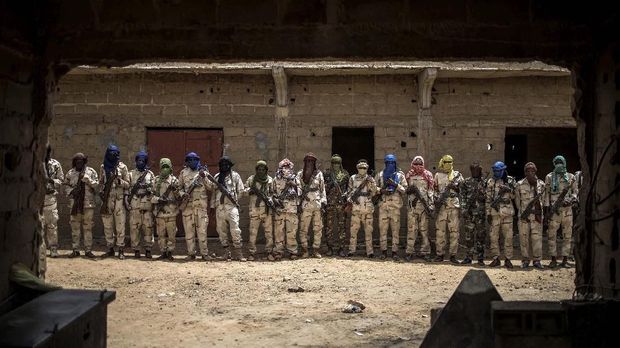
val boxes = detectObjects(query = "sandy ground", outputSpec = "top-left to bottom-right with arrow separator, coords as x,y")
47,252 -> 575,348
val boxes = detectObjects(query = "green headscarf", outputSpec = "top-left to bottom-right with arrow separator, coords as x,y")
331,154 -> 347,183
156,158 -> 173,194
551,155 -> 568,193
252,160 -> 269,194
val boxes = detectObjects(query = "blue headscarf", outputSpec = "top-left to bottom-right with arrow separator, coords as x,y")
492,161 -> 507,180
383,154 -> 399,191
103,144 -> 120,175
135,151 -> 148,171
185,152 -> 201,171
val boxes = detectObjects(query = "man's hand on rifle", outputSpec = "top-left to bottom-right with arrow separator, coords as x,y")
158,197 -> 168,204
248,187 -> 257,195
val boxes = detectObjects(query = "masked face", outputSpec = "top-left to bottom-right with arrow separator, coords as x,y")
160,165 -> 172,178
470,166 -> 482,178
525,167 -> 537,183
106,150 -> 120,163
331,160 -> 342,172
136,157 -> 147,171
554,161 -> 566,173
187,157 -> 199,171
492,169 -> 504,179
358,168 -> 367,176
440,160 -> 452,172
256,166 -> 267,177
385,161 -> 396,171
220,162 -> 231,173
74,159 -> 85,171
304,159 -> 316,171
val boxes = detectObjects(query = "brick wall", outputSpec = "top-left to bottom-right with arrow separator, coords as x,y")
49,71 -> 574,245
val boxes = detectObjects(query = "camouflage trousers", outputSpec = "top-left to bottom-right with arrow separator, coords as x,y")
324,205 -> 347,251
548,206 -> 573,257
463,212 -> 486,260
42,202 -> 59,250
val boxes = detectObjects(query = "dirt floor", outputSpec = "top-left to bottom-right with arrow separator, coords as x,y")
47,251 -> 575,348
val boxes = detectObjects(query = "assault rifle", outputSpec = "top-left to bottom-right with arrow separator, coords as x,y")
520,187 -> 544,221
249,181 -> 280,216
372,177 -> 398,206
345,171 -> 374,214
406,183 -> 433,216
434,176 -> 459,216
549,177 -> 576,216
70,166 -> 87,216
490,183 -> 513,212
329,170 -> 348,207
100,169 -> 118,215
123,168 -> 150,211
206,173 -> 240,209
153,182 -> 176,218
178,166 -> 207,211
465,175 -> 488,217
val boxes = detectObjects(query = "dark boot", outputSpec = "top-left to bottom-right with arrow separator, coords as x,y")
392,251 -> 400,261
221,246 -> 231,260
167,251 -> 174,261
489,257 -> 501,267
380,250 -> 387,260
157,251 -> 168,260
548,256 -> 558,268
423,255 -> 433,262
301,248 -> 309,258
326,247 -> 333,256
185,254 -> 196,261
533,260 -> 544,269
202,254 -> 213,261
134,250 -> 141,259
405,253 -> 413,262
521,260 -> 530,269
118,249 -> 125,260
50,248 -> 59,258
338,249 -> 347,257
461,257 -> 473,265
289,253 -> 298,260
504,258 -> 513,269
247,253 -> 255,261
145,250 -> 152,259
560,256 -> 570,268
434,254 -> 444,262
85,251 -> 96,259
68,250 -> 80,258
105,247 -> 115,257
449,256 -> 460,265
367,253 -> 374,259
233,248 -> 247,262
477,259 -> 485,266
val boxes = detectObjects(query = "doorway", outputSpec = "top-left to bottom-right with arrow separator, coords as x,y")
504,127 -> 579,180
147,128 -> 224,236
331,127 -> 375,174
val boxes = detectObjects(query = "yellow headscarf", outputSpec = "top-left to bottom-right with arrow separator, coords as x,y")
438,155 -> 455,180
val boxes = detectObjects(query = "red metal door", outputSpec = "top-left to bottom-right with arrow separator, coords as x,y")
147,128 -> 223,237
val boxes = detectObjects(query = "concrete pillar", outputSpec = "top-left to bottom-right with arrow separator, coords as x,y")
272,66 -> 289,160
417,68 -> 437,162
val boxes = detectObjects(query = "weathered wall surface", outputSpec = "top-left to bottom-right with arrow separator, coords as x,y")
48,72 -> 574,241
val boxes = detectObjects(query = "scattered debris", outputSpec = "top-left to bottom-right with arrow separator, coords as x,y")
283,276 -> 291,282
342,300 -> 365,313
305,319 -> 313,323
422,314 -> 428,318
354,331 -> 364,336
312,269 -> 319,273
288,286 -> 305,293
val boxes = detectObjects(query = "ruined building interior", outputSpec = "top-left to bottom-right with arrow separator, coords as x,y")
0,0 -> 618,347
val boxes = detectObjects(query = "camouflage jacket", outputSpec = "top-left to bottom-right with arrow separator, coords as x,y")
460,177 -> 487,216
323,169 -> 350,206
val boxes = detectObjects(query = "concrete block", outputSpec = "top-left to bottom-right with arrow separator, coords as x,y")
420,270 -> 502,348
163,105 -> 187,115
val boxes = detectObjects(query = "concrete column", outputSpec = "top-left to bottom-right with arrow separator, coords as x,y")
272,66 -> 289,159
417,68 -> 437,162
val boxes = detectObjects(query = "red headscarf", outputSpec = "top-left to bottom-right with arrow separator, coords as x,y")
406,156 -> 434,189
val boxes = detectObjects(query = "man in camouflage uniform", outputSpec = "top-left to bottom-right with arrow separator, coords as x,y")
151,158 -> 181,261
515,162 -> 545,269
347,159 -> 378,257
460,161 -> 487,266
297,153 -> 327,258
434,155 -> 464,264
323,154 -> 350,257
42,144 -> 64,258
178,152 -> 214,261
544,155 -> 578,268
246,160 -> 278,261
404,156 -> 434,261
375,154 -> 407,260
485,161 -> 517,268
211,156 -> 246,261
64,153 -> 98,258
273,158 -> 301,260
127,151 -> 155,259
